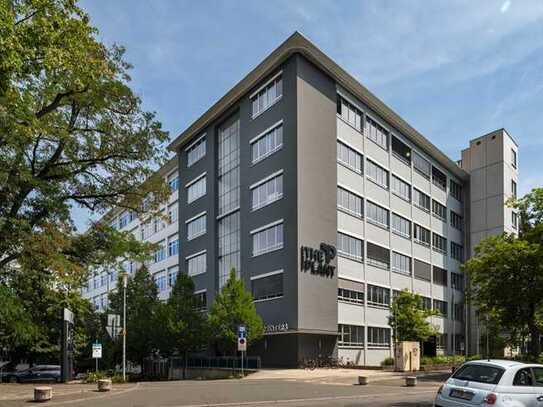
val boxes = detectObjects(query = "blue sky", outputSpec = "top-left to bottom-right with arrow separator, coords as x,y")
75,0 -> 543,231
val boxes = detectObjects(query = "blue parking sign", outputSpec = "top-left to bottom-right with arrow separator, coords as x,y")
238,325 -> 246,338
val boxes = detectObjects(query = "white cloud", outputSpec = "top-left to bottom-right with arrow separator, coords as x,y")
501,0 -> 512,14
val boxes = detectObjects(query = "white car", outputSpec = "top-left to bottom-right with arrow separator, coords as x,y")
435,359 -> 543,407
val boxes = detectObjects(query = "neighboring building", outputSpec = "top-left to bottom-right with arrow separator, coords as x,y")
81,158 -> 180,310
459,129 -> 520,355
84,32 -> 519,367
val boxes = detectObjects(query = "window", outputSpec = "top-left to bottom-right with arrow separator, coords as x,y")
414,259 -> 431,281
251,122 -> 283,164
511,180 -> 517,199
432,200 -> 447,221
141,221 -> 153,240
432,166 -> 447,190
168,236 -> 179,256
187,213 -> 206,240
511,148 -> 517,169
391,175 -> 411,201
512,211 -> 518,229
453,364 -> 504,385
413,188 -> 430,211
187,251 -> 206,276
186,136 -> 206,167
433,266 -> 448,286
391,213 -> 411,238
337,187 -> 363,218
413,151 -> 431,178
367,242 -> 390,269
337,232 -> 363,261
436,333 -> 447,349
450,210 -> 463,231
367,327 -> 391,347
451,242 -> 464,261
337,141 -> 363,174
433,299 -> 448,317
450,180 -> 463,202
251,73 -> 282,117
392,252 -> 411,275
154,215 -> 166,233
154,242 -> 166,263
365,116 -> 389,150
187,175 -> 206,203
119,212 -> 130,229
391,136 -> 411,164
252,221 -> 284,256
366,159 -> 389,188
413,224 -> 430,246
251,271 -> 283,301
338,324 -> 364,347
454,303 -> 464,321
218,118 -> 240,215
367,201 -> 389,228
432,233 -> 447,254
101,273 -> 107,287
168,203 -> 178,224
167,266 -> 178,287
337,95 -> 362,131
168,173 -> 179,192
155,274 -> 167,292
533,368 -> 543,386
218,211 -> 240,288
251,172 -> 283,210
420,296 -> 432,311
451,272 -> 464,291
194,291 -> 207,311
367,284 -> 390,307
338,288 -> 364,304
513,368 -> 534,386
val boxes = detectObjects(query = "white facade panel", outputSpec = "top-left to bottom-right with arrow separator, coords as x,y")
337,211 -> 365,237
337,119 -> 364,152
338,302 -> 365,325
337,257 -> 364,281
337,165 -> 364,196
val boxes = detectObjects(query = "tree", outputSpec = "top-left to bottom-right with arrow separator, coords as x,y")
0,284 -> 36,351
464,187 -> 543,360
155,272 -> 207,378
388,290 -> 438,343
464,235 -> 543,360
0,0 -> 169,275
108,265 -> 160,367
208,270 -> 264,355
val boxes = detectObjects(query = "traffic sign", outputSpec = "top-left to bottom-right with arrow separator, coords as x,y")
92,342 -> 102,359
237,337 -> 247,352
238,325 -> 246,338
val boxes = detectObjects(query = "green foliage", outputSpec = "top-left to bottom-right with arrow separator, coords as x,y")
381,357 -> 394,366
421,355 -> 465,366
156,272 -> 207,357
208,270 -> 264,355
465,187 -> 543,360
84,371 -> 107,383
388,290 -> 438,343
108,266 -> 160,365
0,0 -> 168,360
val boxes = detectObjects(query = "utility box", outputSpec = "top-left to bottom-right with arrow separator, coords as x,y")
394,341 -> 420,372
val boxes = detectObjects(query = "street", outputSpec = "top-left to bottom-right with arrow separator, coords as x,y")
0,373 -> 446,407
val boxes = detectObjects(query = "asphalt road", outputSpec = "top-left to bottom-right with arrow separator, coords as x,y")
0,375 -> 445,407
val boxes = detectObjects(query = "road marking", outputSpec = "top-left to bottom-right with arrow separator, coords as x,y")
153,389 -> 437,407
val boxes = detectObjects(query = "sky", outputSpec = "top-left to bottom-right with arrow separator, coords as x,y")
74,0 -> 543,231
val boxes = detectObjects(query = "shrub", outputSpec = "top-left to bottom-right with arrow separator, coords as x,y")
421,355 -> 466,366
111,374 -> 126,384
84,371 -> 107,383
381,357 -> 395,366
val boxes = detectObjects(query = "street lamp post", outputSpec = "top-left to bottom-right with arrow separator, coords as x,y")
122,272 -> 128,382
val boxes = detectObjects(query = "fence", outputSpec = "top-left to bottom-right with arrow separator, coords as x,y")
143,356 -> 261,379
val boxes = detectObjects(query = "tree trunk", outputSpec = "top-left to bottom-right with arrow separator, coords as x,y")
528,322 -> 541,361
182,351 -> 187,380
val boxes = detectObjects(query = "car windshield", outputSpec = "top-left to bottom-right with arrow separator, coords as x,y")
453,364 -> 505,384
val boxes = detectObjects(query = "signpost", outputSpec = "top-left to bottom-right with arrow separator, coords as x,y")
92,342 -> 102,373
238,325 -> 247,376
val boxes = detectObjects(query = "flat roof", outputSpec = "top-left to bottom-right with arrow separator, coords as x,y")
168,31 -> 469,180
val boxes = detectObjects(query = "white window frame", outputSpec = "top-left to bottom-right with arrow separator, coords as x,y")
250,220 -> 284,257
250,170 -> 284,211
186,172 -> 207,204
186,250 -> 207,277
186,211 -> 207,240
185,133 -> 206,167
250,120 -> 283,164
250,71 -> 283,118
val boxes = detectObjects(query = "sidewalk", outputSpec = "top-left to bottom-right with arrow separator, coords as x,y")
245,367 -> 450,382
0,382 -> 138,405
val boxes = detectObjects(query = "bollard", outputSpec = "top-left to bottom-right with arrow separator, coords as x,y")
97,379 -> 112,392
34,386 -> 53,402
358,376 -> 368,385
405,376 -> 417,387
